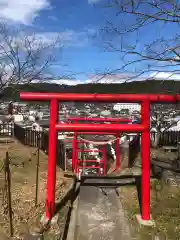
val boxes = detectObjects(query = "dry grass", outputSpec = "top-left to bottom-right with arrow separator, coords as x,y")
119,180 -> 180,240
118,148 -> 180,240
134,147 -> 177,164
0,139 -> 73,239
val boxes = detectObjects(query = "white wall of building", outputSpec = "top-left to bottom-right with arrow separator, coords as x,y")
113,103 -> 141,112
13,114 -> 24,122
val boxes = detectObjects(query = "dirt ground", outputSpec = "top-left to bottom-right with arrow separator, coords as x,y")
0,139 -> 73,239
118,148 -> 180,240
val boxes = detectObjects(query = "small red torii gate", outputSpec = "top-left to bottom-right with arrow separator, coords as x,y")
67,116 -> 132,173
20,92 -> 180,223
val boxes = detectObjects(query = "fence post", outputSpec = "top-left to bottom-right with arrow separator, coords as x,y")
178,142 -> 180,159
35,133 -> 40,207
11,123 -> 14,137
4,151 -> 13,237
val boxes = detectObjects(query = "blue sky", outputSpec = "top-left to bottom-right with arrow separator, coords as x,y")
0,0 -> 179,84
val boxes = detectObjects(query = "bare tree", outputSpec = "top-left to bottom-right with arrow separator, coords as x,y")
97,0 -> 180,83
0,22 -> 63,96
150,104 -> 180,147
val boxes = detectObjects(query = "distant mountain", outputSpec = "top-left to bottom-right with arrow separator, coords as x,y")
2,80 -> 180,100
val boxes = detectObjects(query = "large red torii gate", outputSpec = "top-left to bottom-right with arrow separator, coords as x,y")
20,92 -> 180,223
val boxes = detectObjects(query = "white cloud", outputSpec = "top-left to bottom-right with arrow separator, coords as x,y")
48,15 -> 58,21
32,79 -> 91,85
0,0 -> 50,24
51,79 -> 90,85
58,30 -> 90,47
88,72 -> 180,84
88,0 -> 101,4
33,29 -> 91,48
87,73 -> 145,83
149,72 -> 180,80
1,29 -> 90,53
31,71 -> 180,86
35,74 -> 139,86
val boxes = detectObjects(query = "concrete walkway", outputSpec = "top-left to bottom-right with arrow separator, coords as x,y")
76,179 -> 134,240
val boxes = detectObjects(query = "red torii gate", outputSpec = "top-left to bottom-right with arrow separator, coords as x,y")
67,116 -> 132,122
20,92 -> 180,223
67,116 -> 132,172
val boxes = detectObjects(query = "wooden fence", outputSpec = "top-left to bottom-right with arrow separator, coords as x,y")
151,131 -> 180,146
0,123 -> 13,137
13,123 -> 65,170
0,122 -> 179,154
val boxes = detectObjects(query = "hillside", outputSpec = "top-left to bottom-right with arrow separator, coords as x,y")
2,80 -> 180,100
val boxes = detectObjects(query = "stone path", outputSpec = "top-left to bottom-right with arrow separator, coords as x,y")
76,178 -> 134,240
